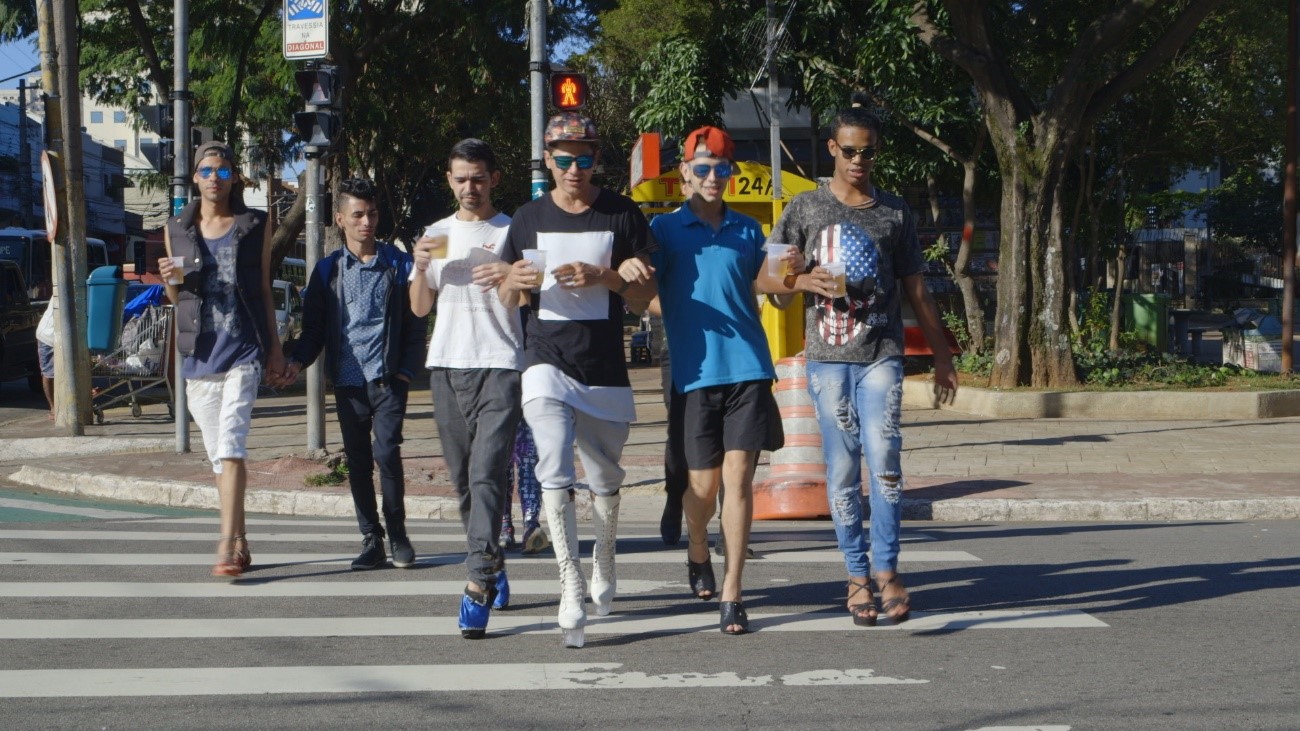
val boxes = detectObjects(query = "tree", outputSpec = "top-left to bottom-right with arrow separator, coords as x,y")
908,0 -> 1227,387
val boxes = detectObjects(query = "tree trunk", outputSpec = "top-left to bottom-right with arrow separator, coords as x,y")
955,156 -> 986,355
1109,248 -> 1126,351
987,117 -> 1078,388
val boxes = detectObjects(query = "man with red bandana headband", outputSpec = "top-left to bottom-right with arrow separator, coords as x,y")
758,106 -> 958,627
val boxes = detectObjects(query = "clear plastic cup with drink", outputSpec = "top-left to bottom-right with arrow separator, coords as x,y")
824,261 -> 847,298
764,243 -> 793,278
422,225 -> 450,259
166,256 -> 185,285
522,250 -> 547,292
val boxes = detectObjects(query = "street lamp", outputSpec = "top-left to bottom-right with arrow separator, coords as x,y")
0,64 -> 42,85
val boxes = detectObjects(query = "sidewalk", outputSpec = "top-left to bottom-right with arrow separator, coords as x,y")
3,364 -> 1300,521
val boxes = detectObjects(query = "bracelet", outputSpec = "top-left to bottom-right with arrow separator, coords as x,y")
783,273 -> 800,290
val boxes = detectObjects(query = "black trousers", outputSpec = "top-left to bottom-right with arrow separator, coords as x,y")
335,379 -> 410,539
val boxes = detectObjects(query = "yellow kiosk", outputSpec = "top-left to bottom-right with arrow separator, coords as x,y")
629,148 -> 817,364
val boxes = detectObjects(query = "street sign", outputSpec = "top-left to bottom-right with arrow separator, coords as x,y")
40,151 -> 58,240
283,0 -> 329,60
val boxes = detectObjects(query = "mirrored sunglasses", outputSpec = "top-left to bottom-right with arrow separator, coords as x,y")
552,154 -> 595,170
691,162 -> 733,180
836,145 -> 877,161
198,166 -> 233,180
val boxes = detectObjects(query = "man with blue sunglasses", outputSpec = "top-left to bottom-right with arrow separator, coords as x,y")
648,126 -> 785,635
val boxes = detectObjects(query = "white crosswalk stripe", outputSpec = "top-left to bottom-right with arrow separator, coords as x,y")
0,518 -> 1104,701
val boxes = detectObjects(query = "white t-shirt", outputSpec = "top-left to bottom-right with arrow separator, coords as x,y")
410,212 -> 524,370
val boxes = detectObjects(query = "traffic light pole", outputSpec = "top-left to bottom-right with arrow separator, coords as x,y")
529,0 -> 547,200
304,148 -> 325,453
173,0 -> 191,453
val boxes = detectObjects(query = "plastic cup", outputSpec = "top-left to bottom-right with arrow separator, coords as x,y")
764,243 -> 792,278
824,261 -> 847,297
421,226 -> 450,259
166,256 -> 185,286
522,250 -> 547,291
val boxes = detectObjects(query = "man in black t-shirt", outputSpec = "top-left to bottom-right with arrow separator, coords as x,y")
499,113 -> 656,648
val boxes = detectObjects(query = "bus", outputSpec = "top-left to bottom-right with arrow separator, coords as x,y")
0,227 -> 110,301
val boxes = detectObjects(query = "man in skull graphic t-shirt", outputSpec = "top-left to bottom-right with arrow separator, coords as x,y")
761,106 -> 957,628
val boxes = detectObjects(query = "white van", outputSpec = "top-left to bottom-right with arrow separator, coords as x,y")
0,227 -> 109,301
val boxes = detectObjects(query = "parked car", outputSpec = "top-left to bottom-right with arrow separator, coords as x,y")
0,259 -> 42,391
272,279 -> 303,344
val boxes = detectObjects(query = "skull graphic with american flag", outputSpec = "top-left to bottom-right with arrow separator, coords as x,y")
813,221 -> 885,347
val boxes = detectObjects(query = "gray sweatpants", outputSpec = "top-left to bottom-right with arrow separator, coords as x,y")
523,397 -> 628,496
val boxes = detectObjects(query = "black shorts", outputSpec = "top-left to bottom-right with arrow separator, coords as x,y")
673,379 -> 784,470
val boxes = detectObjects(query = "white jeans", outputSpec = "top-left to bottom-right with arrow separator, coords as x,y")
186,362 -> 260,473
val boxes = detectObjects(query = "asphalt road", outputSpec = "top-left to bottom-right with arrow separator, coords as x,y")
0,483 -> 1296,730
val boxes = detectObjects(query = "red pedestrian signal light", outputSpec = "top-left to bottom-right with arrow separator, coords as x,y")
550,72 -> 588,110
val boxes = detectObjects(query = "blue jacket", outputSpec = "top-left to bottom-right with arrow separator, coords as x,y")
290,242 -> 426,384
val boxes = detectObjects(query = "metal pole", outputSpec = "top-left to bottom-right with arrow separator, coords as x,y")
767,0 -> 782,206
529,0 -> 547,200
305,147 -> 325,452
173,0 -> 191,452
19,79 -> 33,229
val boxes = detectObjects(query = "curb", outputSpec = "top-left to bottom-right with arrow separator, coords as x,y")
902,378 -> 1300,419
11,464 -> 1300,522
0,437 -> 173,462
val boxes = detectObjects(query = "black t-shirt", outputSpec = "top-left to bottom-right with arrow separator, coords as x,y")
501,189 -> 655,387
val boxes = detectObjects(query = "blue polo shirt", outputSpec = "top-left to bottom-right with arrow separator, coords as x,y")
650,203 -> 776,393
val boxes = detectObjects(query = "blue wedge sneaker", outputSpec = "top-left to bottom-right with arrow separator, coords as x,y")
458,584 -> 495,640
492,570 -> 510,610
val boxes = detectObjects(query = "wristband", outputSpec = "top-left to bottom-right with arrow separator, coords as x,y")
783,273 -> 800,290
616,279 -> 632,296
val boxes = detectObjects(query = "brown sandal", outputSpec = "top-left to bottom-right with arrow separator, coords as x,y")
211,536 -> 243,579
847,578 -> 878,626
232,533 -> 252,571
876,575 -> 911,623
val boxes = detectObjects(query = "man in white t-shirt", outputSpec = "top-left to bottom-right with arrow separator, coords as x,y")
410,138 -> 524,640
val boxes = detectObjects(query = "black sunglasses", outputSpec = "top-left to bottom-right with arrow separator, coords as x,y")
836,144 -> 877,161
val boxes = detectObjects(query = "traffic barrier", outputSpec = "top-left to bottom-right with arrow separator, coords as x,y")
754,355 -> 829,520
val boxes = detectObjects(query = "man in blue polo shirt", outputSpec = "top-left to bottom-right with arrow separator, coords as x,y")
649,126 -> 785,635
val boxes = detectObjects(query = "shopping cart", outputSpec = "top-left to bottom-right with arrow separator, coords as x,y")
90,304 -> 174,424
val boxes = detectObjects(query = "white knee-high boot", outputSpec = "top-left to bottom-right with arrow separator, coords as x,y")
590,492 -> 620,616
542,488 -> 587,648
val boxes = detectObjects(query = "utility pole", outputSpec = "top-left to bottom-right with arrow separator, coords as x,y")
767,0 -> 782,211
529,0 -> 547,200
173,0 -> 192,452
304,128 -> 326,453
1282,0 -> 1297,374
19,78 -> 34,229
37,0 -> 81,434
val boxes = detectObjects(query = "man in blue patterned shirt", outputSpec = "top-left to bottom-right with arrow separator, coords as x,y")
285,178 -> 428,570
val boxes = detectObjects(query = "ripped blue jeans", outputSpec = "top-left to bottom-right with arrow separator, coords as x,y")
806,357 -> 905,577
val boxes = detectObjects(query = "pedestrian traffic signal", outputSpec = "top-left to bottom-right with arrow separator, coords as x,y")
294,110 -> 340,148
140,139 -> 174,172
294,66 -> 339,108
140,104 -> 173,138
550,72 -> 588,110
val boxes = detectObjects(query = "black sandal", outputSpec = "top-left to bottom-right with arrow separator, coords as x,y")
846,578 -> 877,627
687,558 -> 716,600
719,601 -> 749,635
876,575 -> 911,623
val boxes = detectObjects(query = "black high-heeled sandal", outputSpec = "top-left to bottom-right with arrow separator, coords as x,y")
686,558 -> 716,600
719,601 -> 748,635
847,578 -> 877,627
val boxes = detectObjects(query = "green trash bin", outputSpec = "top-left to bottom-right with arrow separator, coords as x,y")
1123,293 -> 1169,352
